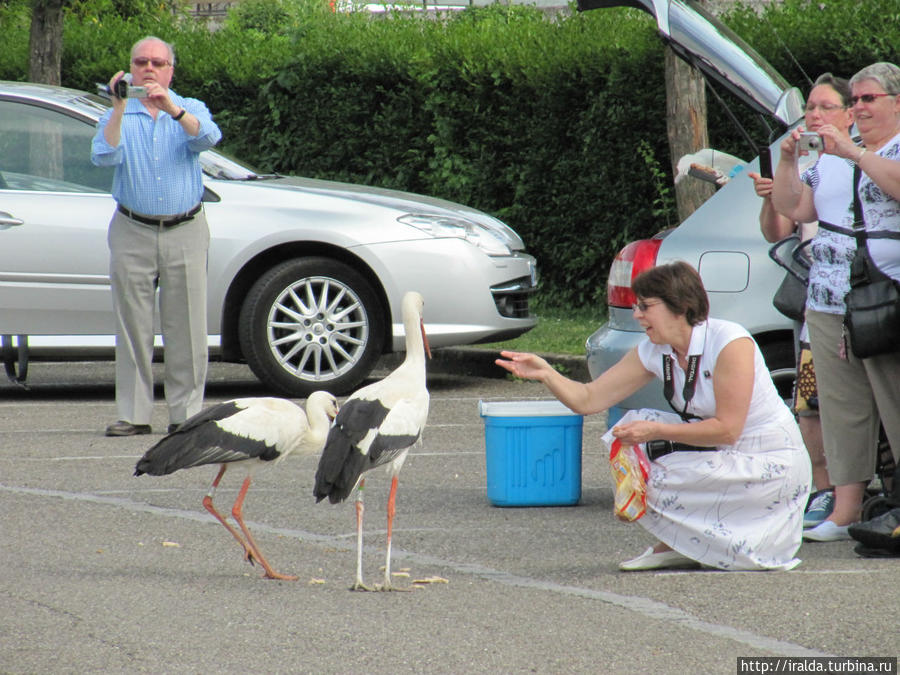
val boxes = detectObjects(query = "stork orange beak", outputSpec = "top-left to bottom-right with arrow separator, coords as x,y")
420,318 -> 432,359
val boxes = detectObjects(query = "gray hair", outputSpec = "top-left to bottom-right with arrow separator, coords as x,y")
131,36 -> 176,67
850,62 -> 900,94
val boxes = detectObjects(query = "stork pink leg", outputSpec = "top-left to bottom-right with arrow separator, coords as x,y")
231,476 -> 298,581
202,464 -> 256,564
378,475 -> 400,591
351,480 -> 373,591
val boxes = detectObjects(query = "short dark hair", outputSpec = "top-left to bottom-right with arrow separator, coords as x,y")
812,72 -> 851,107
631,261 -> 709,326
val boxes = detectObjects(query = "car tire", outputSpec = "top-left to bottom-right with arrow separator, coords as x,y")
238,257 -> 386,397
760,339 -> 795,405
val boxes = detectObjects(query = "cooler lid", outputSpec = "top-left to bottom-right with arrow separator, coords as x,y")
478,399 -> 581,417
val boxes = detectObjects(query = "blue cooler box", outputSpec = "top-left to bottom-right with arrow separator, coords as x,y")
478,400 -> 583,507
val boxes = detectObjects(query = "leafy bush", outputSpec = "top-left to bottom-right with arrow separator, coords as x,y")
6,0 -> 900,309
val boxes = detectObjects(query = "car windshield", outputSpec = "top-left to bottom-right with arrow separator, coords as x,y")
200,149 -> 280,181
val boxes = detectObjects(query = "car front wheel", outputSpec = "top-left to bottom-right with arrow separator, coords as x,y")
238,257 -> 386,397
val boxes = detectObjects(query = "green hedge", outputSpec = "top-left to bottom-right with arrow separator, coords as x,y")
3,0 -> 900,308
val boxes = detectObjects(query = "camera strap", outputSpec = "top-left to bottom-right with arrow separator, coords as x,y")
662,353 -> 702,422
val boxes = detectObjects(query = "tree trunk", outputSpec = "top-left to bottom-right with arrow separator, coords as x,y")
28,0 -> 65,86
28,0 -> 66,185
665,47 -> 715,222
665,0 -> 729,222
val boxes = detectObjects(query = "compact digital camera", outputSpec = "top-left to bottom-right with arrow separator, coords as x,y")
96,74 -> 147,99
797,131 -> 823,153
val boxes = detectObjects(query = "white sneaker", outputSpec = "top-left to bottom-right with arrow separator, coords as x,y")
802,520 -> 854,542
619,546 -> 700,571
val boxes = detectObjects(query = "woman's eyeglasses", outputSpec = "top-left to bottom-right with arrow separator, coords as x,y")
850,93 -> 896,106
132,57 -> 170,68
804,103 -> 846,113
632,300 -> 662,313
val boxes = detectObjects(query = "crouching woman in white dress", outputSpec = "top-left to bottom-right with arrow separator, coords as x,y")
496,261 -> 812,571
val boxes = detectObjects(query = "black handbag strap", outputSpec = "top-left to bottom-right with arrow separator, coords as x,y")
768,234 -> 813,283
850,164 -> 887,288
820,219 -> 900,239
849,164 -> 893,286
852,163 -> 865,235
818,220 -> 855,237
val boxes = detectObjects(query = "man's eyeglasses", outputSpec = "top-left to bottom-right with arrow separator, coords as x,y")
632,300 -> 662,313
132,57 -> 170,68
804,103 -> 846,113
850,93 -> 896,106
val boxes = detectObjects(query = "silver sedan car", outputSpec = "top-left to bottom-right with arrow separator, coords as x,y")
0,80 -> 537,395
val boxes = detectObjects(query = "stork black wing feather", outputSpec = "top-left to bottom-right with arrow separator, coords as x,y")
312,398 -> 391,503
367,431 -> 421,465
334,399 -> 390,442
313,425 -> 356,502
134,402 -> 280,477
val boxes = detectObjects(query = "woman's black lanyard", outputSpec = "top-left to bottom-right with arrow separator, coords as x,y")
662,353 -> 703,422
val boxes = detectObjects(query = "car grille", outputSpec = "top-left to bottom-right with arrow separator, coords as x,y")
491,276 -> 535,318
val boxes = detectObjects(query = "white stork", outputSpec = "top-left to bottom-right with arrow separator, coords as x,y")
134,391 -> 339,581
313,291 -> 430,591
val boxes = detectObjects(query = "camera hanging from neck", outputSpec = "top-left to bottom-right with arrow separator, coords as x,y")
662,353 -> 703,422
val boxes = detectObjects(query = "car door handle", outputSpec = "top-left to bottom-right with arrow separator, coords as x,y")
0,212 -> 24,226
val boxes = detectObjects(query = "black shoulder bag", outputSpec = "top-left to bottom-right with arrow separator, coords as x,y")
769,234 -> 812,321
842,164 -> 900,359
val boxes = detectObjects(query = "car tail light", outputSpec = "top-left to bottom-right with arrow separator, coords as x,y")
607,238 -> 663,308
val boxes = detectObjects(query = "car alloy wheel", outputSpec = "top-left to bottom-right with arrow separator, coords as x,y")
239,257 -> 385,396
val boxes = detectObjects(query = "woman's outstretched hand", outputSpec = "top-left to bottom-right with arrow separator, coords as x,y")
495,350 -> 553,382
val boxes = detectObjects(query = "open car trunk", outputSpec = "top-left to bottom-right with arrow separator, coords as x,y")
577,0 -> 805,130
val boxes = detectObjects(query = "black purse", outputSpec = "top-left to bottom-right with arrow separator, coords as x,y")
843,165 -> 900,359
769,234 -> 812,321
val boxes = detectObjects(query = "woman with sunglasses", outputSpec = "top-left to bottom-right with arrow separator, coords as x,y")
496,262 -> 812,572
772,62 -> 900,543
746,73 -> 856,532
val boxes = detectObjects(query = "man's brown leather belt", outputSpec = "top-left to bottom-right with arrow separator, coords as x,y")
117,203 -> 201,227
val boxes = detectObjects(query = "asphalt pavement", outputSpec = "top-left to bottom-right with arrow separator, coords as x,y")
0,354 -> 897,674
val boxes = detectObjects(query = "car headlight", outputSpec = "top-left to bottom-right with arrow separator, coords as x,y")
398,214 -> 512,256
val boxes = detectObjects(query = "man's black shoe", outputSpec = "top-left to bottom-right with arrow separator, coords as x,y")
105,421 -> 152,437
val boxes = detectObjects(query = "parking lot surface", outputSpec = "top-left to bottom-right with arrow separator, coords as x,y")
0,358 -> 897,674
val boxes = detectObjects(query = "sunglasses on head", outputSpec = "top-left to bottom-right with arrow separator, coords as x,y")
849,93 -> 896,105
132,57 -> 170,68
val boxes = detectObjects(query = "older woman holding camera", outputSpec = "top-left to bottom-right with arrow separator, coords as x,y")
746,73 -> 857,529
772,62 -> 900,542
496,262 -> 811,571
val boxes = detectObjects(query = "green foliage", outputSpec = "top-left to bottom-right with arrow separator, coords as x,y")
725,0 -> 900,86
7,0 -> 900,310
636,139 -> 676,226
0,0 -> 30,80
222,0 -> 295,34
222,6 -> 670,307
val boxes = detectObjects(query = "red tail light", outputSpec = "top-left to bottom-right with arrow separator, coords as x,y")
607,238 -> 663,308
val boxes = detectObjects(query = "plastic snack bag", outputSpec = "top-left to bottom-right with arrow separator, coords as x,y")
609,439 -> 651,521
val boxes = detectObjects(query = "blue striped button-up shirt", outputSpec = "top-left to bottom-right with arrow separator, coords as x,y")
91,90 -> 222,216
